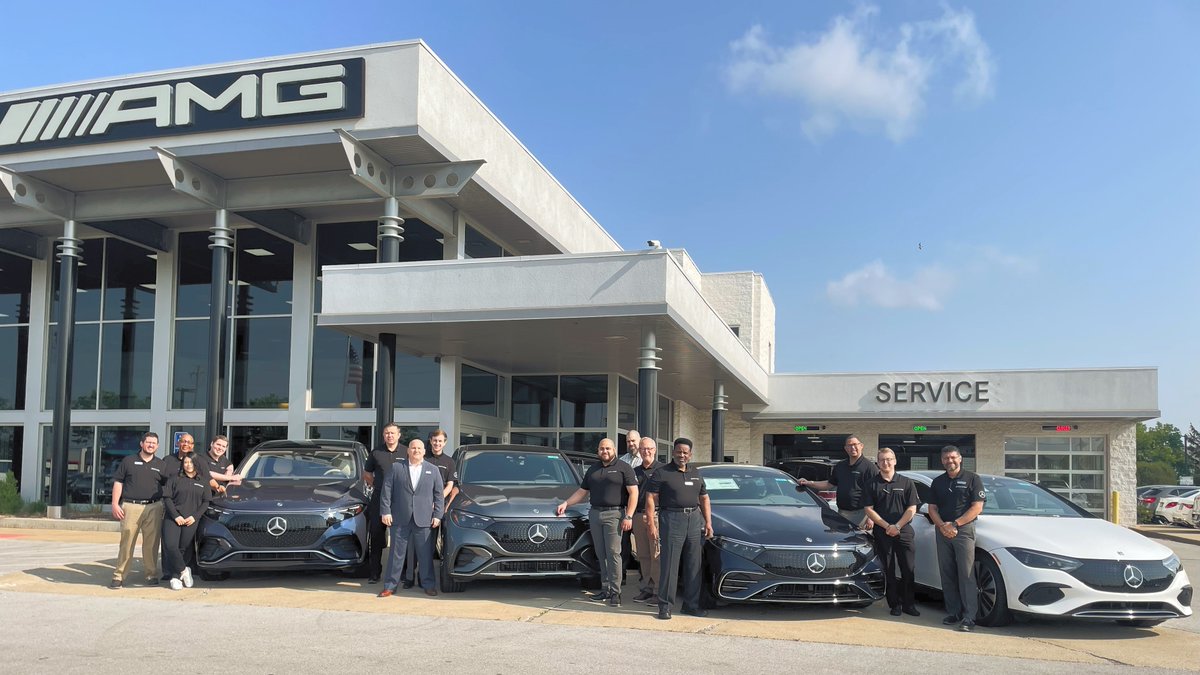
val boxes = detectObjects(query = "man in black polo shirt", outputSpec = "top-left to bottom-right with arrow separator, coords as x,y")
928,445 -> 986,632
645,437 -> 713,620
109,431 -> 167,589
799,434 -> 878,528
197,435 -> 239,493
631,436 -> 662,604
425,429 -> 457,504
363,423 -> 404,584
557,438 -> 638,607
863,447 -> 921,618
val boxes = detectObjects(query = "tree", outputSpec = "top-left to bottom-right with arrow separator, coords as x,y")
1184,424 -> 1200,478
1136,422 -> 1186,474
1137,461 -> 1177,486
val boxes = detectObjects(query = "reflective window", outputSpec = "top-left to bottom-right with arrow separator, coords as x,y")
511,432 -> 555,447
394,353 -> 439,408
308,425 -> 374,448
45,323 -> 100,409
50,238 -> 103,322
617,377 -> 637,429
42,425 -> 145,507
560,375 -> 607,428
230,317 -> 291,408
98,322 -> 153,409
0,326 -> 27,410
461,365 -> 498,416
172,319 -> 209,409
0,425 -> 21,483
234,228 -> 293,316
658,396 -> 672,442
102,239 -> 155,321
311,326 -> 374,409
176,231 -> 216,318
464,225 -> 504,259
512,375 -> 557,427
558,432 -> 608,455
0,252 -> 32,325
226,425 -> 288,467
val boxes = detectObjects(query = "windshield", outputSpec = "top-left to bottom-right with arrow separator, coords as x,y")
459,450 -> 578,486
960,475 -> 1087,518
240,450 -> 359,480
700,467 -> 819,507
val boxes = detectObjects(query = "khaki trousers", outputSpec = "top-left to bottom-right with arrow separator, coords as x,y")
114,501 -> 164,582
631,512 -> 659,593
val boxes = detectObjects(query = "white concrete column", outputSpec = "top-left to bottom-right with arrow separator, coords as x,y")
437,356 -> 462,451
444,210 -> 466,260
20,257 -> 49,502
288,239 -> 315,440
148,245 -> 174,448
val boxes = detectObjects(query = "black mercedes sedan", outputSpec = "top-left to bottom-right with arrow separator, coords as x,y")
440,445 -> 599,592
196,439 -> 369,579
700,464 -> 884,607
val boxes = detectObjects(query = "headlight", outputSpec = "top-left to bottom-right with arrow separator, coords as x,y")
204,505 -> 233,524
450,511 -> 493,529
1163,554 -> 1182,574
714,536 -> 764,561
1007,547 -> 1082,572
324,504 -> 365,524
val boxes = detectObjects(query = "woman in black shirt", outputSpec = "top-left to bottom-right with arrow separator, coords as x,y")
162,455 -> 211,590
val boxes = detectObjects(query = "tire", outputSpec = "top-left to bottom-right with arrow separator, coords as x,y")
439,556 -> 465,593
1118,619 -> 1165,628
974,553 -> 1012,627
700,569 -> 724,609
197,568 -> 229,582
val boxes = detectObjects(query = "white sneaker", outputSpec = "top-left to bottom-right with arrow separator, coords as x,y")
169,578 -> 183,591
181,567 -> 194,588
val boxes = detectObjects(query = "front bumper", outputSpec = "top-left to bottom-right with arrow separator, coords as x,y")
992,548 -> 1193,621
196,510 -> 367,571
443,517 -> 598,581
706,544 -> 885,605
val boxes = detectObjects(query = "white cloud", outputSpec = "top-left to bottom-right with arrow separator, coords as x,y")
826,260 -> 955,310
725,5 -> 995,141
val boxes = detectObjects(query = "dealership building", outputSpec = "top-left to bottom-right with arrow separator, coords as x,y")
0,42 -> 1157,523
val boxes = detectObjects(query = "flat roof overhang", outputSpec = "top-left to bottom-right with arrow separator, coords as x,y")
317,250 -> 770,411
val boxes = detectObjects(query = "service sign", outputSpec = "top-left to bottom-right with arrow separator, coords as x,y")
0,58 -> 365,153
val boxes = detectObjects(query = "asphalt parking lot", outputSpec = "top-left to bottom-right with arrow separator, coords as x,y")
0,522 -> 1197,672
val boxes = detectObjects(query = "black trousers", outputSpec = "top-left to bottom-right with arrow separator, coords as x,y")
874,526 -> 916,609
657,509 -> 703,611
367,500 -> 388,579
161,519 -> 199,580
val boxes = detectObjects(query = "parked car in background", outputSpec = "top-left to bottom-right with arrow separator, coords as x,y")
699,463 -> 883,608
1156,488 -> 1200,527
903,471 -> 1193,627
1141,486 -> 1194,524
440,445 -> 598,592
196,439 -> 370,580
766,458 -> 839,507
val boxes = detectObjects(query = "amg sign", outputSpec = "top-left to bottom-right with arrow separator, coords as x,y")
0,58 -> 364,153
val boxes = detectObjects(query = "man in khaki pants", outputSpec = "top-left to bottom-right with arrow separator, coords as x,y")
631,436 -> 662,603
110,431 -> 167,588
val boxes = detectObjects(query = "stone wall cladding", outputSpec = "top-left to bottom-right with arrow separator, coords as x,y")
699,272 -> 776,372
678,416 -> 1138,525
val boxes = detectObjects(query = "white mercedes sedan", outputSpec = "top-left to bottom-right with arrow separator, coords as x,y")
902,471 -> 1193,627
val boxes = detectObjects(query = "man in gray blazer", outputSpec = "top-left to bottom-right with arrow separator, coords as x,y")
378,438 -> 445,597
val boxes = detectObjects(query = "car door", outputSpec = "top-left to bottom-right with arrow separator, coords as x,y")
908,478 -> 942,590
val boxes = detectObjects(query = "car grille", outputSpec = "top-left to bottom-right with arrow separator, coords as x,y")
1071,601 -> 1182,619
1069,560 -> 1174,594
762,583 -> 870,602
754,549 -> 863,579
494,560 -> 575,573
487,520 -> 580,554
227,513 -> 328,549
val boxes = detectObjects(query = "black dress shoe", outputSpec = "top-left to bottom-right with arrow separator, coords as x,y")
903,606 -> 921,617
682,607 -> 708,618
890,606 -> 902,616
401,580 -> 415,590
590,591 -> 611,602
656,605 -> 672,620
942,614 -> 962,625
108,579 -> 122,589
367,576 -> 380,584
632,589 -> 655,602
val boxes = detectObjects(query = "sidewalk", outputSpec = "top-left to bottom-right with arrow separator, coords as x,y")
1133,524 -> 1200,547
0,516 -> 119,532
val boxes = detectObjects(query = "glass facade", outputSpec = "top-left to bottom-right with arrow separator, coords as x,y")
1004,435 -> 1107,515
0,252 -> 31,411
0,426 -> 21,483
462,365 -> 499,416
46,239 -> 156,410
39,424 -> 147,506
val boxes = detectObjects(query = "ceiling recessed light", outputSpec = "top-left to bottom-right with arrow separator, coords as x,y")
516,239 -> 531,245
348,242 -> 377,251
245,248 -> 274,257
236,280 -> 250,286
146,253 -> 158,260
140,283 -> 156,290
603,335 -> 627,342
435,237 -> 445,244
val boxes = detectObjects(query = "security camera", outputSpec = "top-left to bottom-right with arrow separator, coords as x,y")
647,239 -> 662,249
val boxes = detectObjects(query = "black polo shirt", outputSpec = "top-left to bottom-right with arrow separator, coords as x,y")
863,473 -> 920,528
196,450 -> 232,479
581,460 -> 637,508
426,452 -> 457,487
828,456 -> 880,510
364,446 -> 403,506
112,454 -> 166,501
645,463 -> 706,509
165,473 -> 212,521
930,470 -> 986,523
633,460 -> 662,513
162,451 -> 197,478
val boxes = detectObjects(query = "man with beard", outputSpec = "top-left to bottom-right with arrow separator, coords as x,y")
645,438 -> 713,620
929,445 -> 986,632
799,434 -> 879,529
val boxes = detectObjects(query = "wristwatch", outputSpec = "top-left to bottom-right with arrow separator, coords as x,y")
622,515 -> 633,521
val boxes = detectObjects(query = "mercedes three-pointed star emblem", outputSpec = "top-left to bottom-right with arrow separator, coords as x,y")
267,516 -> 288,537
806,552 -> 827,574
528,523 -> 549,545
1123,564 -> 1144,589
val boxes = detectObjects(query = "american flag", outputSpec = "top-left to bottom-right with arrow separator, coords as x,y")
346,343 -> 363,386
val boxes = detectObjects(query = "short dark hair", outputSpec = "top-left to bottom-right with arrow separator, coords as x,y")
383,422 -> 401,433
212,434 -> 229,445
673,437 -> 693,451
940,445 -> 961,457
141,431 -> 159,443
429,428 -> 447,441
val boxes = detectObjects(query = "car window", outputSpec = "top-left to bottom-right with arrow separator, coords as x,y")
241,450 -> 359,479
459,451 -> 577,485
701,467 -> 819,507
980,476 -> 1086,517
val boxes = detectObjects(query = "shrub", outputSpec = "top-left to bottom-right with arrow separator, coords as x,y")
0,472 -> 22,514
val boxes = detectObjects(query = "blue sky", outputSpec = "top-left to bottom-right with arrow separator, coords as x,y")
3,1 -> 1197,430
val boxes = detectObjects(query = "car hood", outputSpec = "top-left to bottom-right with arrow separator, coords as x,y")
713,504 -> 866,547
455,484 -> 579,518
215,479 -> 366,511
977,516 -> 1174,560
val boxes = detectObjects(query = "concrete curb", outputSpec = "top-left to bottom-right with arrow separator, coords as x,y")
1132,525 -> 1200,548
0,517 -> 120,532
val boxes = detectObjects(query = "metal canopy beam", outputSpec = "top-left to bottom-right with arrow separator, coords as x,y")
335,129 -> 484,200
152,146 -> 227,208
88,218 -> 169,252
0,227 -> 47,259
235,208 -> 311,245
0,166 -> 75,220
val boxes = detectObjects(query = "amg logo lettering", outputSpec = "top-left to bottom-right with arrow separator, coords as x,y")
0,58 -> 364,152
